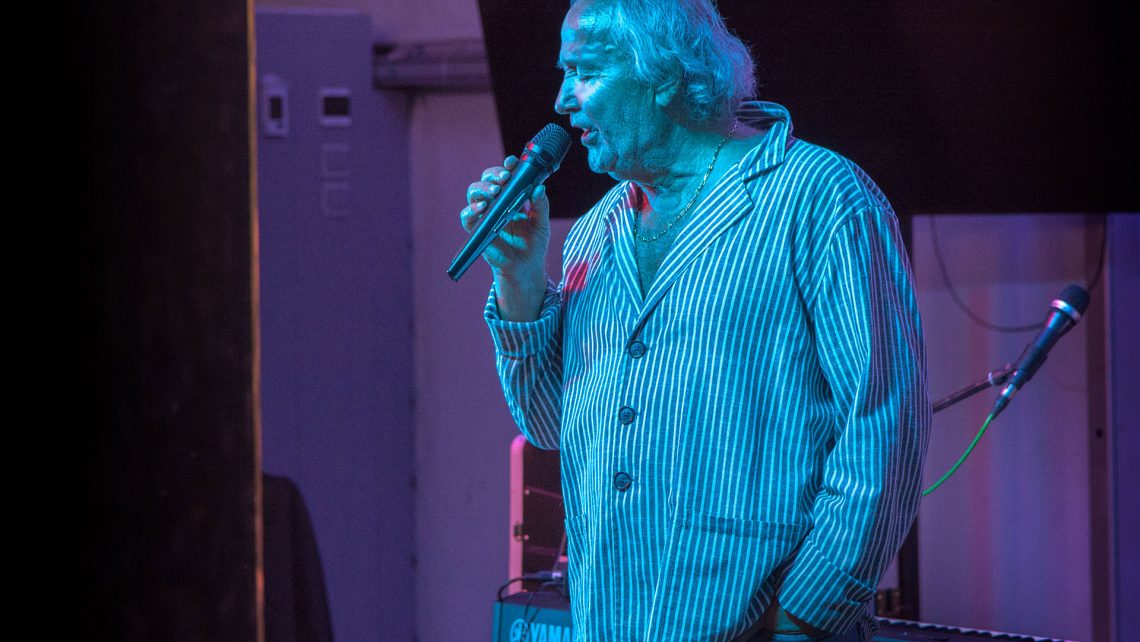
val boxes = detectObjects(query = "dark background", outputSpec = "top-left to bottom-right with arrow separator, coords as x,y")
479,0 -> 1136,219
40,3 -> 258,639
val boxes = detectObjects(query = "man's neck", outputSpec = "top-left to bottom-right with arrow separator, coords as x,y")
634,126 -> 732,215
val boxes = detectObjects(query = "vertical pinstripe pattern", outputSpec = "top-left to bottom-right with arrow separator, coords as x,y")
485,103 -> 931,641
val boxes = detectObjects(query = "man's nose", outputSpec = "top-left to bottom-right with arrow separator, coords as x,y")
554,82 -> 576,115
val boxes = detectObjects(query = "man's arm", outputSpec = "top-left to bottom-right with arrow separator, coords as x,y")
776,206 -> 932,635
492,260 -> 548,322
464,156 -> 564,447
484,279 -> 566,450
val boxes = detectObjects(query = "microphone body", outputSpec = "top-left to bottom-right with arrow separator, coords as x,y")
448,124 -> 571,282
991,284 -> 1090,418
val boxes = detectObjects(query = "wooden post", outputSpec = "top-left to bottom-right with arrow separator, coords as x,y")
38,2 -> 261,639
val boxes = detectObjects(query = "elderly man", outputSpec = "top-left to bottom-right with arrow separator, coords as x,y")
461,1 -> 930,640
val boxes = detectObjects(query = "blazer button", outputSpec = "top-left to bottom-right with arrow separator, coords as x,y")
613,471 -> 633,492
618,406 -> 636,425
628,341 -> 647,358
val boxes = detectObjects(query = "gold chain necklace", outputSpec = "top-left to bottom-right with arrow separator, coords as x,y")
634,121 -> 739,243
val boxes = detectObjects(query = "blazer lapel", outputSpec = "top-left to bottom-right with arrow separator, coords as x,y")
615,103 -> 794,340
603,184 -> 645,324
631,178 -> 754,336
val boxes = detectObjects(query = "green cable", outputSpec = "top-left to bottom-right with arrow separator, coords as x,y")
922,411 -> 996,496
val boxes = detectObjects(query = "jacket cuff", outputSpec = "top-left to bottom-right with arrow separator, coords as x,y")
484,281 -> 561,358
777,535 -> 877,635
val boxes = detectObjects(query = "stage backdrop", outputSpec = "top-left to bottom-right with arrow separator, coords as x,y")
479,0 -> 1136,220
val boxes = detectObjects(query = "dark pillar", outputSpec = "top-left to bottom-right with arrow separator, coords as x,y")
38,2 -> 260,640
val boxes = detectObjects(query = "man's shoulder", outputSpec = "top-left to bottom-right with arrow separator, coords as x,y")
780,139 -> 857,183
777,139 -> 893,216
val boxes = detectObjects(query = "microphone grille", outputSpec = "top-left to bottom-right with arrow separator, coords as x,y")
1058,284 -> 1091,315
527,123 -> 572,169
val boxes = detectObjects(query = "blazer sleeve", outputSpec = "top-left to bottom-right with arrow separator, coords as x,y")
777,205 -> 932,634
484,279 -> 566,450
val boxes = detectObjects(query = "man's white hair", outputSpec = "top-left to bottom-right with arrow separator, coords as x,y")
573,0 -> 757,125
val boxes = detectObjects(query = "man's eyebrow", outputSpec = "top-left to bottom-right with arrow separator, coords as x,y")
557,53 -> 600,72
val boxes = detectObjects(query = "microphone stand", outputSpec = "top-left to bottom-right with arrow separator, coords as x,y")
932,363 -> 1015,414
891,362 -> 1015,621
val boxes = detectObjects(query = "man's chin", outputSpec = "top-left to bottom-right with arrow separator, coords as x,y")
585,150 -> 617,176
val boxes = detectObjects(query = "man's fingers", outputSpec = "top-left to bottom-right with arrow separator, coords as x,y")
470,160 -> 516,206
481,160 -> 515,184
480,168 -> 508,183
529,184 -> 550,221
461,199 -> 492,227
460,156 -> 540,262
460,206 -> 478,232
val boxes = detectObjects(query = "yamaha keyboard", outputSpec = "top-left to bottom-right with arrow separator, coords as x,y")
492,592 -> 1075,642
873,617 -> 1072,641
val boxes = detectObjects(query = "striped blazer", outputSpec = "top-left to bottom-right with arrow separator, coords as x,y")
486,102 -> 931,641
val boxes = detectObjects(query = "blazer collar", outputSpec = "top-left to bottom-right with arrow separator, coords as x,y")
599,101 -> 796,337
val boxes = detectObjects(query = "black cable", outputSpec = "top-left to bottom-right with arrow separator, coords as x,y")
929,218 -> 1040,333
1086,219 -> 1108,294
520,586 -> 542,640
496,577 -> 527,602
520,580 -> 563,640
496,572 -> 570,642
929,217 -> 1107,333
552,532 -> 567,571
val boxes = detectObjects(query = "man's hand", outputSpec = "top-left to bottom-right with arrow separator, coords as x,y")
460,155 -> 551,275
761,599 -> 828,638
460,155 -> 551,321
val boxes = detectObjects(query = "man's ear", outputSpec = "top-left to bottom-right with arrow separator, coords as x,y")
653,78 -> 680,108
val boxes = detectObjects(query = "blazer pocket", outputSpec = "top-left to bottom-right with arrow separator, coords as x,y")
563,513 -> 593,617
648,510 -> 806,641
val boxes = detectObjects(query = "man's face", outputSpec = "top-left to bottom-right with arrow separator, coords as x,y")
554,2 -> 660,180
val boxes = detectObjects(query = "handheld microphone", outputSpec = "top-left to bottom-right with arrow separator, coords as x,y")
447,123 -> 571,282
991,284 -> 1090,418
